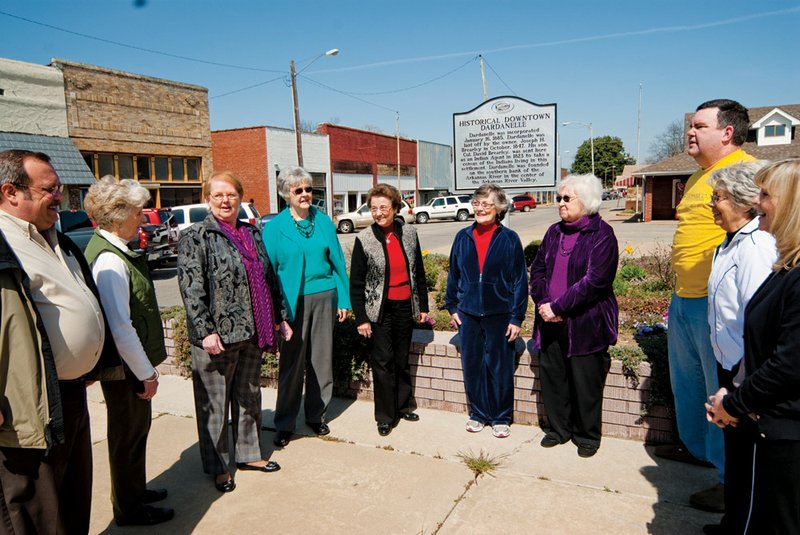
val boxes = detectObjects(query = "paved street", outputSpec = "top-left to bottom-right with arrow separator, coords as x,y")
153,200 -> 677,309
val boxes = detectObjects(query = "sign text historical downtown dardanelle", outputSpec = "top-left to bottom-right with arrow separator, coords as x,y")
453,96 -> 557,191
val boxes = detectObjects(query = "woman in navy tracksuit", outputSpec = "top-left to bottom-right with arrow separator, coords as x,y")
445,183 -> 528,438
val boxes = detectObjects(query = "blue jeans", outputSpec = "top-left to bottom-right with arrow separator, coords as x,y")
667,294 -> 724,480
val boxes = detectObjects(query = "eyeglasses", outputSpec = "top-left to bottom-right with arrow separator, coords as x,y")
11,182 -> 64,197
370,206 -> 392,214
470,201 -> 495,210
210,193 -> 239,202
710,194 -> 729,205
292,186 -> 313,195
556,195 -> 577,203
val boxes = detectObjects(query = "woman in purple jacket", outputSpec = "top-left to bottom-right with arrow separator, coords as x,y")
529,174 -> 618,457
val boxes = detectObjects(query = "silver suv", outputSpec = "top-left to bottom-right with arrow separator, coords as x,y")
334,200 -> 415,233
412,195 -> 473,224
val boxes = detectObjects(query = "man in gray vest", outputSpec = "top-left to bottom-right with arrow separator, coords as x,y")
0,150 -> 122,534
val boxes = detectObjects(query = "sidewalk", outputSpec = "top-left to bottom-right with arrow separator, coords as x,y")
86,376 -> 720,534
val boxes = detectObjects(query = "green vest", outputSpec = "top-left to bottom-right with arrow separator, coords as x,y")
84,231 -> 167,369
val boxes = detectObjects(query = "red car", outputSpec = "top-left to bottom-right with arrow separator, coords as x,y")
511,194 -> 537,212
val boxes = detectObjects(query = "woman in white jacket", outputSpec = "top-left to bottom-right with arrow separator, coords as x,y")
705,161 -> 776,534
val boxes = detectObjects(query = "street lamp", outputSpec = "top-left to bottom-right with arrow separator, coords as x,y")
562,121 -> 594,176
290,48 -> 339,167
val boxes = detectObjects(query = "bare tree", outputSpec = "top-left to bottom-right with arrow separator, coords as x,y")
361,124 -> 385,134
648,120 -> 685,162
298,119 -> 319,133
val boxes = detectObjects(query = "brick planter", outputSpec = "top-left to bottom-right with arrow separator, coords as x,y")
158,323 -> 674,444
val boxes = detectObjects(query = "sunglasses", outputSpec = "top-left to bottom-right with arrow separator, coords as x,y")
556,195 -> 576,203
293,186 -> 313,195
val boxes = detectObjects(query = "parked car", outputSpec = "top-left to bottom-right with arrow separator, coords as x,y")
57,209 -> 176,269
334,200 -> 415,234
259,213 -> 279,226
169,201 -> 262,231
511,194 -> 537,212
412,195 -> 473,224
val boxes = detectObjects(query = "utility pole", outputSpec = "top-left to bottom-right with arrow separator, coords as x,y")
479,55 -> 488,102
290,60 -> 303,167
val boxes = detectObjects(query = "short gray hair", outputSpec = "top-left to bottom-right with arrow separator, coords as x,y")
558,174 -> 602,215
708,161 -> 768,218
473,183 -> 509,222
277,166 -> 312,200
84,175 -> 150,230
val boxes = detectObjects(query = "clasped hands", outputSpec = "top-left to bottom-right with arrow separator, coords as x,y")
537,302 -> 563,323
705,387 -> 739,428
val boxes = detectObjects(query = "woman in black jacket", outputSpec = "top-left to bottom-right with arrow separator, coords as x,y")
350,184 -> 429,436
706,158 -> 800,534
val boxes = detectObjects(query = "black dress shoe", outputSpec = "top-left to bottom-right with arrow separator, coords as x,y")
541,434 -> 569,448
115,505 -> 175,526
141,488 -> 168,504
400,412 -> 420,422
214,478 -> 236,493
577,444 -> 599,458
307,422 -> 330,436
236,461 -> 281,473
377,422 -> 392,436
273,431 -> 292,448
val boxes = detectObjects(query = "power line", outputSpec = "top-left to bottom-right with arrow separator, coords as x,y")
0,9 -> 283,73
481,57 -> 516,96
300,76 -> 398,114
210,75 -> 286,99
344,56 -> 478,96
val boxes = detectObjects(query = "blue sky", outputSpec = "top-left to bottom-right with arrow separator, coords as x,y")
2,1 -> 799,169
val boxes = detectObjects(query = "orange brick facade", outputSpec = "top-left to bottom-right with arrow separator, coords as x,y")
211,127 -> 270,215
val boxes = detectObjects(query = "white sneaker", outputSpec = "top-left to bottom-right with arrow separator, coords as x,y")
465,419 -> 484,433
492,424 -> 510,438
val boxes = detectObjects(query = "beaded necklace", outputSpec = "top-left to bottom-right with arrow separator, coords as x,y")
293,211 -> 315,238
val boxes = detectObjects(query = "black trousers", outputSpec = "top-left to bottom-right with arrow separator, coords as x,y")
101,377 -> 153,521
370,299 -> 415,425
717,365 -> 756,533
746,437 -> 800,534
0,381 -> 92,535
539,323 -> 610,448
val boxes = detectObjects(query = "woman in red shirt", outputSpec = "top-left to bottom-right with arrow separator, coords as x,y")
350,184 -> 430,436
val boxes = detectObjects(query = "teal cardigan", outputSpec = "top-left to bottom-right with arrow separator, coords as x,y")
262,207 -> 351,322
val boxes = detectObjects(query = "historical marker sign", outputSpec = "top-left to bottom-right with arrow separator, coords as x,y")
453,96 -> 557,191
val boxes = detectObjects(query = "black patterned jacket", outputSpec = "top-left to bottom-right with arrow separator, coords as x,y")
349,221 -> 428,325
178,215 -> 285,347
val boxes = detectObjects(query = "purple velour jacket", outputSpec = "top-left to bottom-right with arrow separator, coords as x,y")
529,213 -> 619,357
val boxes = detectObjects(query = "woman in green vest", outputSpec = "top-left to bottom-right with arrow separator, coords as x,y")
84,176 -> 173,527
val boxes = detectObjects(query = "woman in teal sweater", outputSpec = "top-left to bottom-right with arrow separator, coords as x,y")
263,166 -> 350,448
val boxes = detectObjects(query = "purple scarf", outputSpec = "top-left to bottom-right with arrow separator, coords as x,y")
548,215 -> 591,302
217,218 -> 276,352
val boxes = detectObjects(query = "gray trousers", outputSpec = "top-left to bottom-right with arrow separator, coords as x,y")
191,340 -> 263,475
274,289 -> 335,432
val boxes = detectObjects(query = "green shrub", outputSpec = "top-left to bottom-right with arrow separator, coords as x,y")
332,315 -> 372,388
524,240 -> 542,266
618,263 -> 648,281
423,252 -> 449,290
161,306 -> 191,372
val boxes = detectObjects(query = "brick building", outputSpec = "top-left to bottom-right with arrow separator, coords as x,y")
635,104 -> 800,221
51,58 -> 212,207
317,123 -> 417,212
211,126 -> 331,215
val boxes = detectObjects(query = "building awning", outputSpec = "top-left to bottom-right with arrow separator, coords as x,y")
614,175 -> 637,188
0,132 -> 96,185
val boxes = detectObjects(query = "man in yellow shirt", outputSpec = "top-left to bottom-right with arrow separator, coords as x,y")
659,100 -> 754,514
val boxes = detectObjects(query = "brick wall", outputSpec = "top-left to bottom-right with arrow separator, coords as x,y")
318,123 -> 417,180
157,323 -> 673,444
211,128 -> 270,214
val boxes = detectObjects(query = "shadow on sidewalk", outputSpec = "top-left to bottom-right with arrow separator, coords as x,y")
640,447 -> 722,533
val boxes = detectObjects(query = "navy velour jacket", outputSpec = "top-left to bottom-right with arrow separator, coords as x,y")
444,223 -> 528,325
